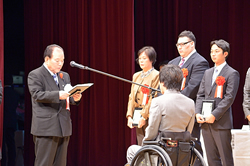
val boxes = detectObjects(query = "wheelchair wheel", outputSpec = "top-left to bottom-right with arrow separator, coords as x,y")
190,148 -> 207,166
130,145 -> 173,166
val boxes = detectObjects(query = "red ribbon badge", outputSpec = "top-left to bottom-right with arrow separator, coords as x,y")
59,73 -> 63,79
59,72 -> 70,110
181,68 -> 188,90
214,76 -> 226,98
141,84 -> 149,105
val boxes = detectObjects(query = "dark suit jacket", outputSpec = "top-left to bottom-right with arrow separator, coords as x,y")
195,64 -> 240,129
243,68 -> 250,118
3,87 -> 19,130
168,52 -> 209,101
28,65 -> 79,137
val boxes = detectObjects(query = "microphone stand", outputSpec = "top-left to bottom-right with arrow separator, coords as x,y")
73,63 -> 160,96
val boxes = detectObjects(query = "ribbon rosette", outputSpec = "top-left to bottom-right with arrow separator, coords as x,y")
141,84 -> 150,105
181,68 -> 188,90
214,76 -> 226,98
60,72 -> 70,110
59,73 -> 63,79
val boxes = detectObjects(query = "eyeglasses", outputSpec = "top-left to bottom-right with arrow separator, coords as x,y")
176,41 -> 192,47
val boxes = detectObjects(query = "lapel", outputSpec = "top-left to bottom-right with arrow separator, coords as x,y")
58,72 -> 66,90
133,77 -> 144,100
172,56 -> 181,66
208,64 -> 228,95
41,66 -> 60,90
207,67 -> 215,95
217,64 -> 228,76
181,52 -> 196,69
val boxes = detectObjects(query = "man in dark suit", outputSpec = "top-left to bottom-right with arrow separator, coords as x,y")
243,68 -> 250,122
196,39 -> 239,166
27,44 -> 82,166
168,30 -> 209,165
2,74 -> 19,166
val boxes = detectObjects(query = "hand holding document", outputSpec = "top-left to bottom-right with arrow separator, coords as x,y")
132,108 -> 142,127
201,100 -> 215,119
64,83 -> 94,97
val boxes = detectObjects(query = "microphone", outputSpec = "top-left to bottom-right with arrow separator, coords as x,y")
70,61 -> 85,69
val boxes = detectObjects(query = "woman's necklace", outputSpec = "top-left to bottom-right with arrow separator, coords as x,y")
141,67 -> 154,78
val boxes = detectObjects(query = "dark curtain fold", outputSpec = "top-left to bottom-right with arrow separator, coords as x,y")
0,0 -> 3,161
135,0 -> 250,129
24,0 -> 134,165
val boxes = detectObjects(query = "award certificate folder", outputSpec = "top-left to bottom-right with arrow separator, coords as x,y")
201,100 -> 215,118
68,83 -> 94,97
132,108 -> 142,127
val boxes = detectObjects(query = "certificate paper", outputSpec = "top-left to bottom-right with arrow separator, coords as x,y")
132,108 -> 142,127
66,83 -> 94,97
201,100 -> 215,118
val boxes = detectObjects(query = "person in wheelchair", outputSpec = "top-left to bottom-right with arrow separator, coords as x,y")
126,64 -> 196,165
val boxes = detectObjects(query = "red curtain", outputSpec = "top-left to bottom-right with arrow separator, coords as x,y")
24,0 -> 134,165
0,0 -> 3,162
135,0 -> 250,129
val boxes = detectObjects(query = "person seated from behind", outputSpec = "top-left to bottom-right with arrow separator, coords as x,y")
126,64 -> 195,164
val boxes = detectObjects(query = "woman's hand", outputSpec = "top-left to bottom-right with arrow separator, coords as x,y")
127,116 -> 134,128
138,118 -> 146,128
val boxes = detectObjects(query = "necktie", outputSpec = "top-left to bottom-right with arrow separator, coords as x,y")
179,58 -> 185,67
212,68 -> 218,85
53,74 -> 58,85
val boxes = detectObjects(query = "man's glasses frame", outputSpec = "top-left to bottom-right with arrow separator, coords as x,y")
176,41 -> 192,47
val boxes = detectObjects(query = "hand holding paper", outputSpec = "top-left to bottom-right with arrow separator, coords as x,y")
72,93 -> 82,101
196,114 -> 205,123
204,114 -> 215,123
59,90 -> 70,100
138,118 -> 146,128
64,84 -> 73,92
127,117 -> 134,128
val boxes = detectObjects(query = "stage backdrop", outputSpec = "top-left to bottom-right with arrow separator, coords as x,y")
24,0 -> 134,165
134,0 -> 250,129
23,0 -> 250,165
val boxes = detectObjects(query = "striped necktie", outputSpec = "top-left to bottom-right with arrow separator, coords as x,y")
179,58 -> 185,67
53,74 -> 58,85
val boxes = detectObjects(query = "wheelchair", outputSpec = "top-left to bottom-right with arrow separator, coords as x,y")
130,131 -> 206,166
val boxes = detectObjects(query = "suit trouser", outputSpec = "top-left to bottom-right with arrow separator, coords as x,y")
33,135 -> 70,166
191,122 -> 203,166
202,124 -> 234,166
1,128 -> 16,166
126,145 -> 142,163
136,120 -> 148,146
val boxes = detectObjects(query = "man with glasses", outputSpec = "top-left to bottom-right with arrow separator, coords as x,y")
168,30 -> 209,166
27,44 -> 82,166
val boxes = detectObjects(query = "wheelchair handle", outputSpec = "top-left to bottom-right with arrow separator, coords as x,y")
161,137 -> 172,141
143,141 -> 159,145
191,137 -> 198,141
